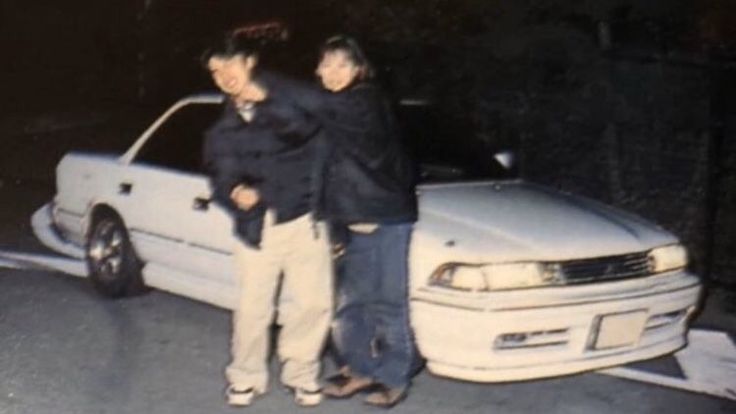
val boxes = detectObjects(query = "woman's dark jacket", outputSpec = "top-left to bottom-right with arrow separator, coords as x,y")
287,81 -> 418,226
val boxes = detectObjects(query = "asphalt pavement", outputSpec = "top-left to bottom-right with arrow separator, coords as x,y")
1,269 -> 735,414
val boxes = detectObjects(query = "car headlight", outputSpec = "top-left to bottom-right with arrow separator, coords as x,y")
428,262 -> 563,291
648,244 -> 687,273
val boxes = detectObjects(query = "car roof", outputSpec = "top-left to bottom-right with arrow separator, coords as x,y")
178,93 -> 225,105
178,93 -> 431,107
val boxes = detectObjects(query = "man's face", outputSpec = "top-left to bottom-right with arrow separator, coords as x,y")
207,54 -> 256,99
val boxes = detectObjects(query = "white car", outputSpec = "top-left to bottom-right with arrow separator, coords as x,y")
34,94 -> 702,383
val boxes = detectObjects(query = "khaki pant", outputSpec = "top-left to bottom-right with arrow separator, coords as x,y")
226,213 -> 333,392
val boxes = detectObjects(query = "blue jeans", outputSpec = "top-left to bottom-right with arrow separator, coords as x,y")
331,223 -> 416,388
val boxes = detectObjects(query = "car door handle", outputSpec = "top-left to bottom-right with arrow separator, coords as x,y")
119,182 -> 133,195
193,197 -> 211,211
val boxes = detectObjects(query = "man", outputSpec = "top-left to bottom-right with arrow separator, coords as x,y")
201,34 -> 332,408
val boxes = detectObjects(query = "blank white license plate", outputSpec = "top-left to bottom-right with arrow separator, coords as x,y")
594,311 -> 648,350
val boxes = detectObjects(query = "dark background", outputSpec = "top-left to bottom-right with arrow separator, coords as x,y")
1,0 -> 734,285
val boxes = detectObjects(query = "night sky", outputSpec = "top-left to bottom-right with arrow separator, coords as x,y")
2,0 -> 733,110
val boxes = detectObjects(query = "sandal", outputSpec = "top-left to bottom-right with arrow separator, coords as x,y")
322,372 -> 374,399
363,384 -> 408,409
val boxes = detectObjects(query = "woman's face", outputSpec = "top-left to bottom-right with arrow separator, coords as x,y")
316,49 -> 361,92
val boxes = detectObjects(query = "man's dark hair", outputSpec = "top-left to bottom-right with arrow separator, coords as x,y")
200,32 -> 261,68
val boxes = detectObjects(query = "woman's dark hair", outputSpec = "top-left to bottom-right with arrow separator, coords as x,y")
319,35 -> 375,81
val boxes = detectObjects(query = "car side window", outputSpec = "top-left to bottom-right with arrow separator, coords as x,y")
135,102 -> 222,173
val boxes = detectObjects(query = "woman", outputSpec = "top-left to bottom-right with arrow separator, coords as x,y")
313,35 -> 418,408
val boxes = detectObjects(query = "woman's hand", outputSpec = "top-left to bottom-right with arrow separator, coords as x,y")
332,243 -> 346,259
239,82 -> 267,103
230,184 -> 260,210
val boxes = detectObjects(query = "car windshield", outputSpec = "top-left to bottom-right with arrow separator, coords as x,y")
395,103 -> 516,183
127,99 -> 515,182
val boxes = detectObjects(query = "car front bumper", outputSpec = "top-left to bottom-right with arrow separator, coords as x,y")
32,203 -> 85,259
410,270 -> 701,382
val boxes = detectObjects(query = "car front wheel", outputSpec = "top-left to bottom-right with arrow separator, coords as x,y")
86,214 -> 145,297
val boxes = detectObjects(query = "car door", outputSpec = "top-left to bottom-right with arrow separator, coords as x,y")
116,101 -> 237,285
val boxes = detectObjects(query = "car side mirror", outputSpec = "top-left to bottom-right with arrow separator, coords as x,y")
494,150 -> 515,170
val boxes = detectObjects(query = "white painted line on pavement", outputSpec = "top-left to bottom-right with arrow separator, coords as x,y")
677,330 -> 736,398
599,329 -> 736,401
0,250 -> 87,277
0,257 -> 26,270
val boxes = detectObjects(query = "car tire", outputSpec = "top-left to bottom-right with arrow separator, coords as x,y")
86,213 -> 146,297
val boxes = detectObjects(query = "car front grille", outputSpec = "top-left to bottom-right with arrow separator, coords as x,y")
559,252 -> 652,284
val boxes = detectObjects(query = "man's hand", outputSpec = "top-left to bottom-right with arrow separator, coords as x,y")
230,185 -> 260,210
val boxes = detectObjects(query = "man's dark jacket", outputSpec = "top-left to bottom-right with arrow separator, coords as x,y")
203,72 -> 323,247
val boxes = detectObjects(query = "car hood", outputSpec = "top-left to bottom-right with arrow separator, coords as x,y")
416,180 -> 677,262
